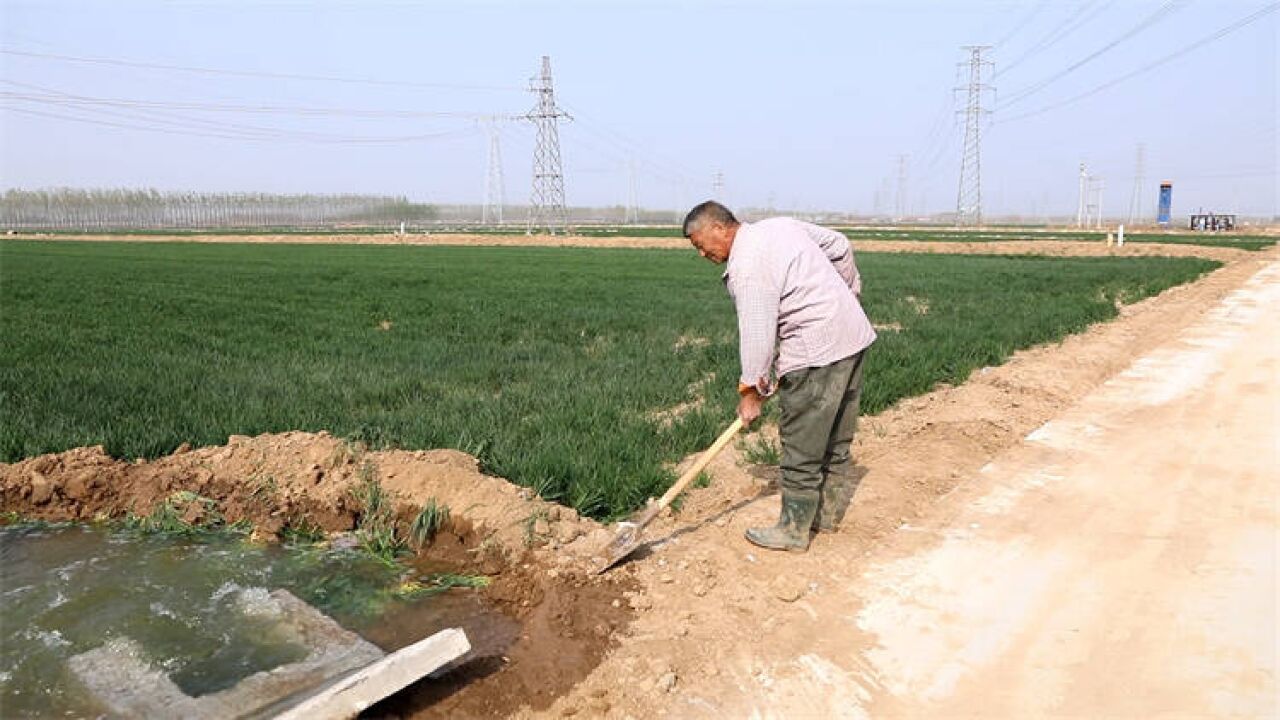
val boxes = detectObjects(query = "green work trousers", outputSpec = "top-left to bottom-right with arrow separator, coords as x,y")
776,350 -> 867,495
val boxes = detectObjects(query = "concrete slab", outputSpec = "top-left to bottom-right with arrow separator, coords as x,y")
273,627 -> 471,720
69,588 -> 384,720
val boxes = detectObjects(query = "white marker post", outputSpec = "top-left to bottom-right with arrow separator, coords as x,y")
1117,224 -> 1125,247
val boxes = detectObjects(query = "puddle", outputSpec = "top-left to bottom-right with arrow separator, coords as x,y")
0,523 -> 515,718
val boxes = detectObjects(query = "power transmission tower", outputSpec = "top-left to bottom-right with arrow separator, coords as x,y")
625,157 -> 639,224
875,177 -> 892,216
525,55 -> 570,235
482,119 -> 505,225
1127,143 -> 1146,225
1080,170 -> 1104,229
955,46 -> 994,226
712,171 -> 725,201
895,154 -> 910,221
1077,163 -> 1088,227
1089,177 -> 1105,229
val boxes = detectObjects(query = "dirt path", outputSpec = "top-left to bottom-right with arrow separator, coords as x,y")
5,232 -> 1256,261
855,257 -> 1279,718
521,250 -> 1278,719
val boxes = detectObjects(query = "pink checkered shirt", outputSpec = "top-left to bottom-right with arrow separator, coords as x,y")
722,218 -> 876,392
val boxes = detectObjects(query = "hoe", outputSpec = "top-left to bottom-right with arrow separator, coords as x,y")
596,417 -> 744,573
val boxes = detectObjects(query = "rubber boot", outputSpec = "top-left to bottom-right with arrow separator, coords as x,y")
745,489 -> 819,552
813,471 -> 856,533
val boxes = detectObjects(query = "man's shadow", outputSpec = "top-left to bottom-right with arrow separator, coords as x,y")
623,464 -> 870,566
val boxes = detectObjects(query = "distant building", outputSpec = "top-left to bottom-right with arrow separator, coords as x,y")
1189,212 -> 1236,232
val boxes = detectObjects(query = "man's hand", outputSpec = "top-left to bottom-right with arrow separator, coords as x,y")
737,389 -> 764,427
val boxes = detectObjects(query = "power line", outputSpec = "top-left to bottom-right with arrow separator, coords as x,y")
567,119 -> 691,183
992,0 -> 1051,49
999,0 -> 1187,109
922,106 -> 962,175
998,0 -> 1116,78
999,2 -> 1278,124
1,105 -> 289,143
0,48 -> 522,92
0,78 -> 496,143
915,90 -> 958,168
558,103 -> 702,184
1,101 -> 481,145
1173,169 -> 1276,180
0,80 -> 518,119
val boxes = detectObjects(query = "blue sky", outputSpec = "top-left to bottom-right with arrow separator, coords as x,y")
0,0 -> 1274,218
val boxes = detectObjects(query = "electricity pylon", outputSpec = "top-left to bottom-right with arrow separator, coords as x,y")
482,119 -> 505,225
526,55 -> 570,235
1127,143 -> 1146,225
955,46 -> 994,227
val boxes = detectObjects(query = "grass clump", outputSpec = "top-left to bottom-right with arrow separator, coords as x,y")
121,491 -> 250,537
395,572 -> 490,600
349,464 -> 405,564
0,511 -> 69,532
408,499 -> 450,548
281,518 -> 326,545
520,507 -> 550,547
741,437 -> 781,466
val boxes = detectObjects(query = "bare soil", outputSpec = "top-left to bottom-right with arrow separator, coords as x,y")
1,236 -> 1272,717
6,231 -> 1257,261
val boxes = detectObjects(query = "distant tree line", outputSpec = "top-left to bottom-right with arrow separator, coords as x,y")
0,188 -> 437,230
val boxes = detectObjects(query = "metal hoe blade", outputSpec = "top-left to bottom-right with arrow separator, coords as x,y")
595,504 -> 661,574
593,418 -> 744,574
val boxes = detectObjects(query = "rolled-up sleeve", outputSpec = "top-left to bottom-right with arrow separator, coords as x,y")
727,271 -> 779,390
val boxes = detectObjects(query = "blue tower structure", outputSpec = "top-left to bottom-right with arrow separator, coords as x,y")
1157,182 -> 1173,226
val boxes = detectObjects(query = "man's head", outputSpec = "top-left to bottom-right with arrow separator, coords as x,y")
682,200 -> 739,264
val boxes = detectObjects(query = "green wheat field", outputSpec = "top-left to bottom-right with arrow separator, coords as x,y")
0,240 -> 1219,519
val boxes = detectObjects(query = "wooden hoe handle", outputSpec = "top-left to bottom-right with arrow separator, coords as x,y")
653,417 -> 745,511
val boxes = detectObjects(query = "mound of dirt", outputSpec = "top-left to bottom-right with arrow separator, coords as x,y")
0,431 -> 607,558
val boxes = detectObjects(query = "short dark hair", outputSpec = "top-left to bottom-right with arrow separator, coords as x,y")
682,201 -> 737,237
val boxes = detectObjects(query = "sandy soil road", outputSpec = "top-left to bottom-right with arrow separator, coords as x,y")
851,260 -> 1279,717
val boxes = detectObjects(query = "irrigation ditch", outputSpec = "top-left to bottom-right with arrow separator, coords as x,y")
0,430 -> 638,718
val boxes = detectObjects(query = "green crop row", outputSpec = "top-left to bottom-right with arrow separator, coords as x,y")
0,241 -> 1218,519
835,227 -> 1275,251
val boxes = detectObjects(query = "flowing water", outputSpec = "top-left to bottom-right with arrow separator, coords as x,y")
0,522 -> 516,718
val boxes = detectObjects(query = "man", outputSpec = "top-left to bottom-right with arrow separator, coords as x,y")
683,201 -> 876,552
